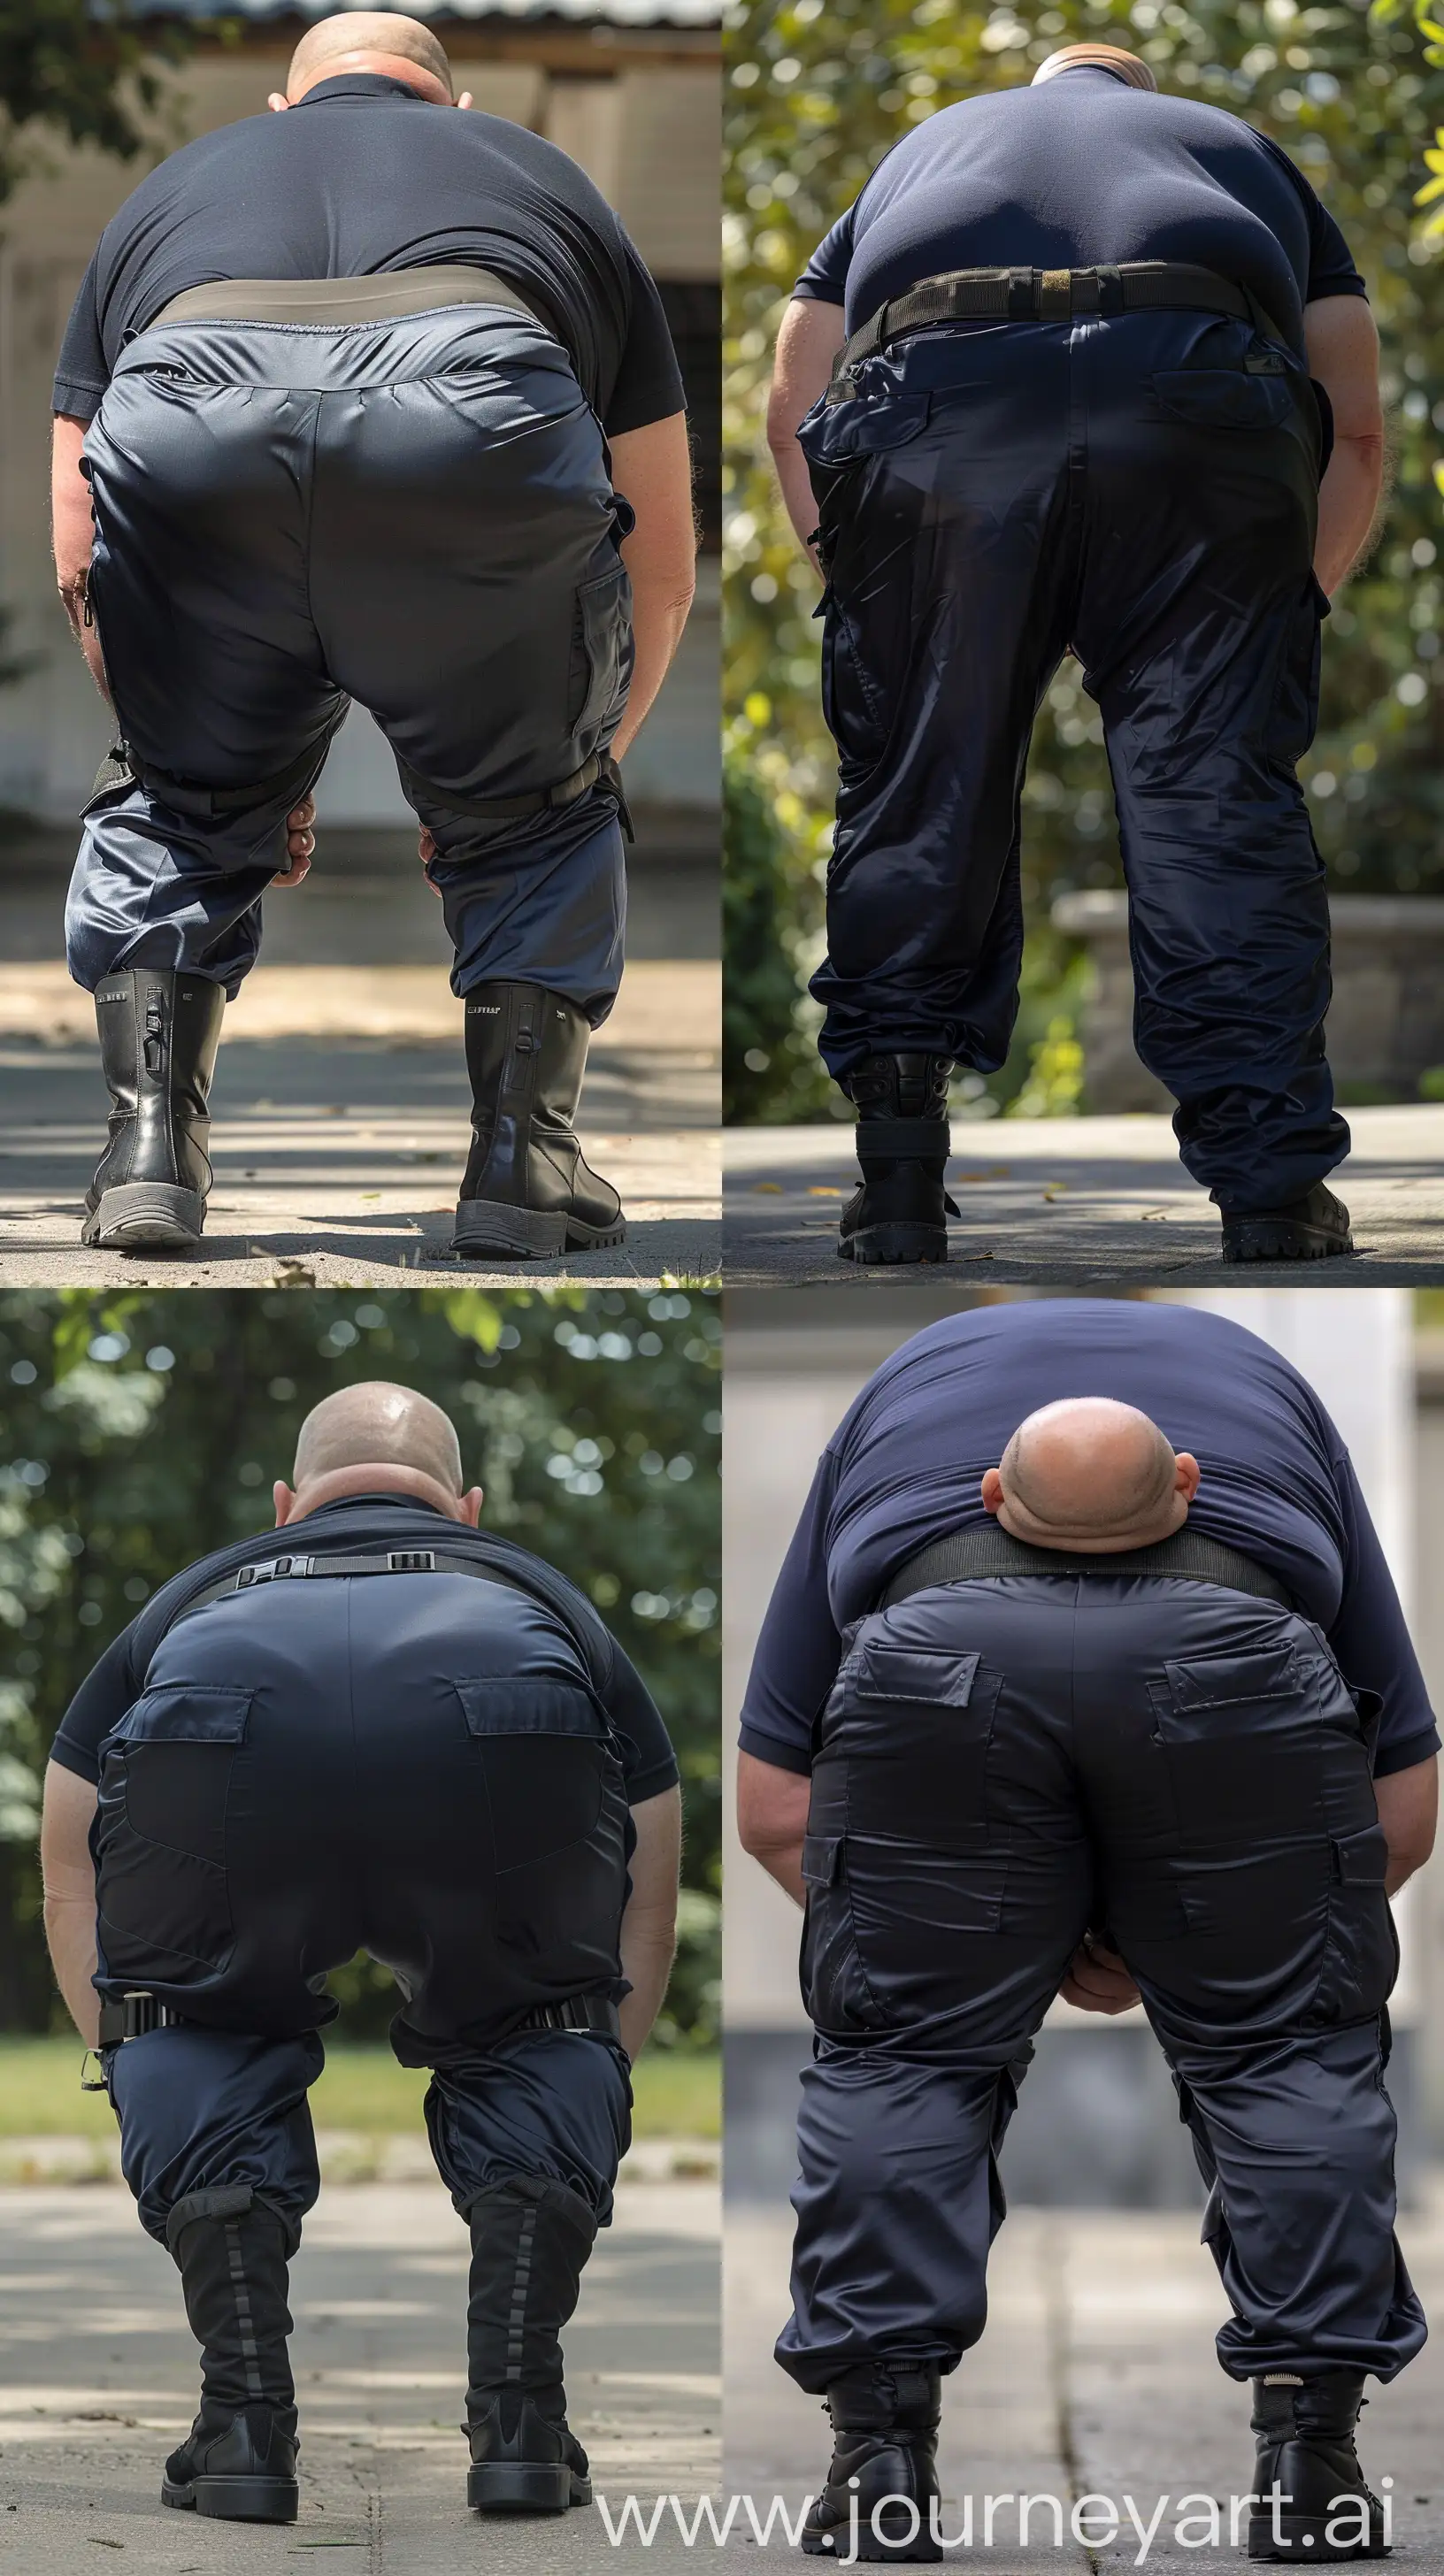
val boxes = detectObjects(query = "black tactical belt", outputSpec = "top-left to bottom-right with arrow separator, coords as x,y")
881,1522 -> 1294,1610
829,259 -> 1290,403
148,267 -> 548,334
96,1990 -> 619,2049
173,1546 -> 520,1622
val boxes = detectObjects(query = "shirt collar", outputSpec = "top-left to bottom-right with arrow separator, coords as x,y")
294,1491 -> 448,1522
297,73 -> 434,109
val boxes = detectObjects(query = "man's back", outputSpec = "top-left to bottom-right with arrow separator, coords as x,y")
800,72 -> 1361,346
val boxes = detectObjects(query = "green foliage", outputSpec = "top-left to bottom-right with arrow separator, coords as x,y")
726,0 -> 1444,1117
723,747 -> 838,1122
0,1 -> 204,205
0,1289 -> 720,2042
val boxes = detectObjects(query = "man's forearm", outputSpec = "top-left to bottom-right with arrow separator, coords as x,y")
750,1837 -> 805,1907
1315,433 -> 1386,596
42,1897 -> 100,2046
612,577 -> 695,760
768,431 -> 822,566
618,1905 -> 678,2062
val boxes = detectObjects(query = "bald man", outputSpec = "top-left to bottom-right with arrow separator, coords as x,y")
737,1301 -> 1437,2561
39,1382 -> 683,2524
767,45 -> 1383,1268
52,12 -> 695,1258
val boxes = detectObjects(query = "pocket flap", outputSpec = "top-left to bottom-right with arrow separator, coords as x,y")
797,390 -> 932,465
109,1686 -> 253,1748
1151,369 -> 1294,430
851,1641 -> 981,1707
1164,1645 -> 1298,1714
1332,1824 -> 1388,1887
801,1833 -> 843,1889
456,1679 -> 605,1739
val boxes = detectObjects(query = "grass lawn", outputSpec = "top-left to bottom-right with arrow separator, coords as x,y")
0,2036 -> 718,2142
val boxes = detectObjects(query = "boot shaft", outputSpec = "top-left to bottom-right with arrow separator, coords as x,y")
93,970 -> 224,1194
465,2174 -> 597,2422
166,2188 -> 296,2426
457,981 -> 621,1244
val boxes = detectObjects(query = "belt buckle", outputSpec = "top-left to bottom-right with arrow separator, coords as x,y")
388,1549 -> 436,1573
1040,268 -> 1072,321
237,1554 -> 311,1588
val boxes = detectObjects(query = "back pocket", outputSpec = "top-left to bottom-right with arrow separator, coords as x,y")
455,1679 -> 614,1871
94,1685 -> 252,1975
833,1631 -> 1001,1848
1151,369 -> 1294,431
1148,1644 -> 1317,1846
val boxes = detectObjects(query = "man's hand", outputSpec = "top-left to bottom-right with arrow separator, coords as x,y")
1057,1934 -> 1140,2016
272,796 -> 317,886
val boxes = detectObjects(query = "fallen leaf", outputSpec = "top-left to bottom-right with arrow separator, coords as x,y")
954,1167 -> 1012,1182
1042,1184 -> 1068,1200
753,1181 -> 782,1193
807,1186 -> 842,1197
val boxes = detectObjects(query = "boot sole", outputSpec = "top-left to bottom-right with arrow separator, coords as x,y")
1248,2512 -> 1386,2559
466,2461 -> 589,2511
1221,1221 -> 1353,1263
83,1184 -> 205,1253
452,1200 -> 626,1260
162,2475 -> 298,2522
839,1223 -> 948,1266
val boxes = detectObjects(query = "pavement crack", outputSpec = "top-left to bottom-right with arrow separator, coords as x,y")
1040,2220 -> 1098,2571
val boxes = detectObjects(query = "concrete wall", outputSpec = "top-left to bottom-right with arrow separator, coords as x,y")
723,1288 -> 1440,2204
0,45 -> 718,821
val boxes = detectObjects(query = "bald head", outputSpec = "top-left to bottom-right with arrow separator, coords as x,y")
982,1399 -> 1199,1552
277,1382 -> 482,1528
1032,43 -> 1157,92
284,13 -> 453,104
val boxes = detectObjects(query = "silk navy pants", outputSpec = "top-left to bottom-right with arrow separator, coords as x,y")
798,309 -> 1348,1213
67,304 -> 634,1019
92,1569 -> 633,2245
779,1573 -> 1425,2391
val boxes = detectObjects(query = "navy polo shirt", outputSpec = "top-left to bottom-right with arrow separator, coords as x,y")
52,1492 -> 679,1806
740,1302 -> 1439,1780
54,73 -> 685,438
797,68 -> 1365,354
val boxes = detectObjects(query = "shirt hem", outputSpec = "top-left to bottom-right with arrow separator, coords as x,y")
1374,1724 -> 1440,1779
738,1721 -> 812,1777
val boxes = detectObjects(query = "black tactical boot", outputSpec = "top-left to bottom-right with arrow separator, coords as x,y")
1220,1183 -> 1352,1263
802,2361 -> 943,2562
453,981 -> 626,1259
1248,2371 -> 1386,2559
82,970 -> 224,1252
838,1056 -> 958,1266
161,2189 -> 299,2523
463,2174 -> 598,2513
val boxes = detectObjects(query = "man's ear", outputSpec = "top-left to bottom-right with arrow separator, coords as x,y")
267,92 -> 290,111
273,1481 -> 296,1527
458,1486 -> 484,1528
980,1468 -> 1005,1520
1174,1452 -> 1202,1505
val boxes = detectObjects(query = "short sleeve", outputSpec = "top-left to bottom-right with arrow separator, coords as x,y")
737,1445 -> 844,1775
1303,192 -> 1367,304
606,1638 -> 680,1804
602,239 -> 687,438
50,1621 -> 144,1782
795,204 -> 856,307
53,254 -> 110,420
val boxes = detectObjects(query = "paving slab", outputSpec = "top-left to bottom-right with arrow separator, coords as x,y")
0,2171 -> 719,2574
725,2182 -> 1444,2565
0,964 -> 719,1287
724,1111 -> 1444,1285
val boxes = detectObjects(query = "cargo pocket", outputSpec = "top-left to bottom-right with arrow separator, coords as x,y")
94,1685 -> 252,1976
1265,571 -> 1330,769
837,1633 -> 1000,1847
1148,1642 -> 1316,1846
799,1831 -> 886,2034
455,1678 -> 628,1969
1150,369 -> 1295,432
567,559 -> 632,747
1311,1823 -> 1397,2026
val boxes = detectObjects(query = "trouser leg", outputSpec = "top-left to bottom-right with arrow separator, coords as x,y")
419,790 -> 626,1027
778,2051 -> 1026,2390
422,2030 -> 632,2226
800,326 -> 1074,1085
1077,310 -> 1349,1208
66,779 -> 319,999
105,2027 -> 324,2247
1075,1582 -> 1425,2386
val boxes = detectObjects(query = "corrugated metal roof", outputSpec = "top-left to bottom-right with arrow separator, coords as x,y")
152,0 -> 722,23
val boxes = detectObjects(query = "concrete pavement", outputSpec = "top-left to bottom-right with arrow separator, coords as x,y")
724,1111 -> 1444,1284
0,2168 -> 719,2573
726,2185 -> 1444,2565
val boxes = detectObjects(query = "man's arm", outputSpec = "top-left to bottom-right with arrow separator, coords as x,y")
1303,295 -> 1386,596
608,413 -> 696,760
618,1783 -> 682,2062
736,1748 -> 810,1907
40,1762 -> 100,2047
1377,1755 -> 1438,1896
52,413 -> 108,701
765,300 -> 847,566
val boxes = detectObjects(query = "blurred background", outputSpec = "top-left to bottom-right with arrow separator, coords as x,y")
0,1284 -> 720,2138
724,0 -> 1444,1130
722,1287 -> 1444,2526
